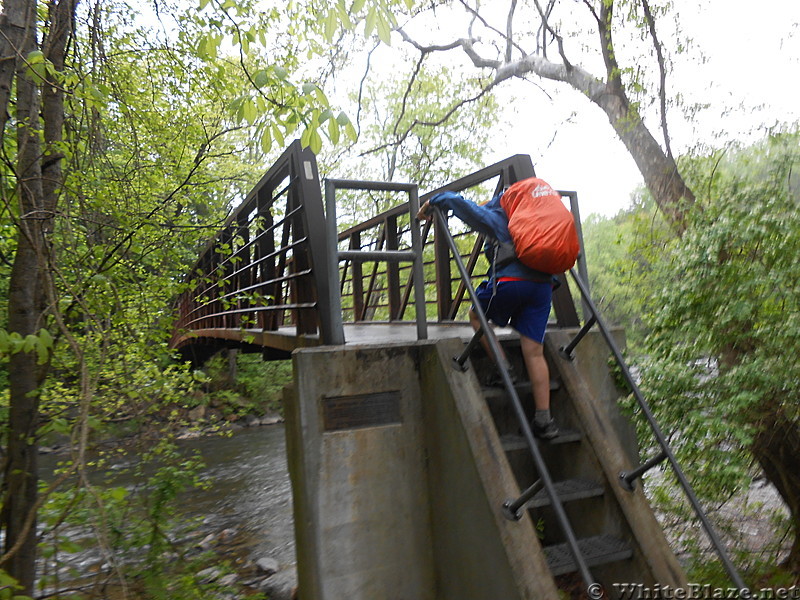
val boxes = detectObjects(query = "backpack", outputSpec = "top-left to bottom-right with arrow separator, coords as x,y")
500,177 -> 580,275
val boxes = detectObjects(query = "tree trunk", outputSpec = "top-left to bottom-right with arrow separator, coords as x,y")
0,0 -> 74,592
0,0 -> 36,143
751,410 -> 800,574
2,80 -> 47,598
493,55 -> 694,233
590,82 -> 695,234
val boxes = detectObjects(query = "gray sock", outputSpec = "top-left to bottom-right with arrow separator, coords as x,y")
534,409 -> 551,425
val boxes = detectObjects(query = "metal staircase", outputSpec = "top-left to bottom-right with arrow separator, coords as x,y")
431,198 -> 747,594
473,339 -> 638,588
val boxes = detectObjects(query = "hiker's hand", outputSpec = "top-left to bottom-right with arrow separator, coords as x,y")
417,200 -> 433,221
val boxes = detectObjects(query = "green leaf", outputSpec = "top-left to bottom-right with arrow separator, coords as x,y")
328,117 -> 340,144
336,0 -> 353,29
352,0 -> 366,12
36,340 -> 49,365
324,9 -> 338,42
364,6 -> 377,37
344,119 -> 358,142
272,123 -> 285,146
109,487 -> 129,501
309,129 -> 323,154
314,86 -> 330,107
404,0 -> 414,9
336,111 -> 351,126
242,98 -> 257,124
253,69 -> 270,87
27,50 -> 45,63
273,65 -> 288,80
37,328 -> 54,348
22,334 -> 37,354
301,82 -> 316,95
261,126 -> 273,153
376,12 -> 392,45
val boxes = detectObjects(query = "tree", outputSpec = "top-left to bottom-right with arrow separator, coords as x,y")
0,0 -> 355,590
388,0 -> 694,231
1,1 -> 78,590
639,130 -> 800,574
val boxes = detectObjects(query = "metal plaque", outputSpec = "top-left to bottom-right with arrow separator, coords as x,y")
322,391 -> 401,432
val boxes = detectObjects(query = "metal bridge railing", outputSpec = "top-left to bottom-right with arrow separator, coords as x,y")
328,154 -> 583,334
170,140 -> 337,353
171,149 -> 586,355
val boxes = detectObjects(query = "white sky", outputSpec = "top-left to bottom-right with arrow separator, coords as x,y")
475,0 -> 800,217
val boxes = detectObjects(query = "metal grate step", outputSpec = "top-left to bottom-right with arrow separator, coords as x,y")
529,479 -> 604,508
500,430 -> 582,451
545,534 -> 633,576
481,379 -> 561,400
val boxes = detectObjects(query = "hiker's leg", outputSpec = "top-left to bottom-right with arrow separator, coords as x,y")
469,308 -> 507,364
520,334 -> 549,411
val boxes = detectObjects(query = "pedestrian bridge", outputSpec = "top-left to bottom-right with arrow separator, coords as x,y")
169,141 -> 747,598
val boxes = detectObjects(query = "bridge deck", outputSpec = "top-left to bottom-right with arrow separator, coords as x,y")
177,321 -> 527,355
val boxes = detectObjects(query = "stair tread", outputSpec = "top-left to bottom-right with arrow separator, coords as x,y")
545,534 -> 633,576
530,479 -> 604,508
481,379 -> 561,398
500,430 -> 582,450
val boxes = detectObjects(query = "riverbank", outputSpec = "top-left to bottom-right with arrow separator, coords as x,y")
38,423 -> 298,600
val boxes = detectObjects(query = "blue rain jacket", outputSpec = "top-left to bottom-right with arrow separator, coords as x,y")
428,190 -> 551,282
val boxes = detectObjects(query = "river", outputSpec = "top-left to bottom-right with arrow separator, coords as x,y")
39,424 -> 296,588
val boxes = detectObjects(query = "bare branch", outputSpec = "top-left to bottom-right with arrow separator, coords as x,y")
355,41 -> 382,138
393,54 -> 426,139
530,0 -> 572,69
360,82 -> 497,157
598,1 -> 621,89
454,0 -> 528,60
396,28 -> 471,54
641,0 -> 673,160
506,0 -> 518,62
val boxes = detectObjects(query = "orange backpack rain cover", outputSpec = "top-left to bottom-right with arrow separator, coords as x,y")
500,177 -> 580,274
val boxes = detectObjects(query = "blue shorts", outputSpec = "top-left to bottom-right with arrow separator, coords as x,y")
474,279 -> 552,344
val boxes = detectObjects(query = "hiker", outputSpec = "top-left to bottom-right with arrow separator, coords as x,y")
417,188 -> 561,440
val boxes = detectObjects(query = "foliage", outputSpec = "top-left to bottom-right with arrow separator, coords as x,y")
620,130 -> 800,575
201,351 -> 292,417
580,193 -> 673,347
637,130 -> 799,488
0,570 -> 32,600
187,0 -> 416,155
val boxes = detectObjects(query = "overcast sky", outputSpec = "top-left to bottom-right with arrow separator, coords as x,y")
480,0 -> 800,218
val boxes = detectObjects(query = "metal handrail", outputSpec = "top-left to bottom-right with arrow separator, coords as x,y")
325,179 -> 428,345
432,206 -> 598,589
565,268 -> 748,591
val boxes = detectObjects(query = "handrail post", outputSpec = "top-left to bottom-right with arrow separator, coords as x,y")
558,315 -> 597,361
327,179 -> 427,342
408,186 -> 428,340
567,268 -> 749,591
324,179 -> 346,345
619,451 -> 668,491
432,206 -> 597,589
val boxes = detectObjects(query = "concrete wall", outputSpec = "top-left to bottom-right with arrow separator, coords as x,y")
284,339 -> 557,600
285,343 -> 435,600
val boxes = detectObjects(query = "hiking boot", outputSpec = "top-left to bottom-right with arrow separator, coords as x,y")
532,418 -> 559,440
